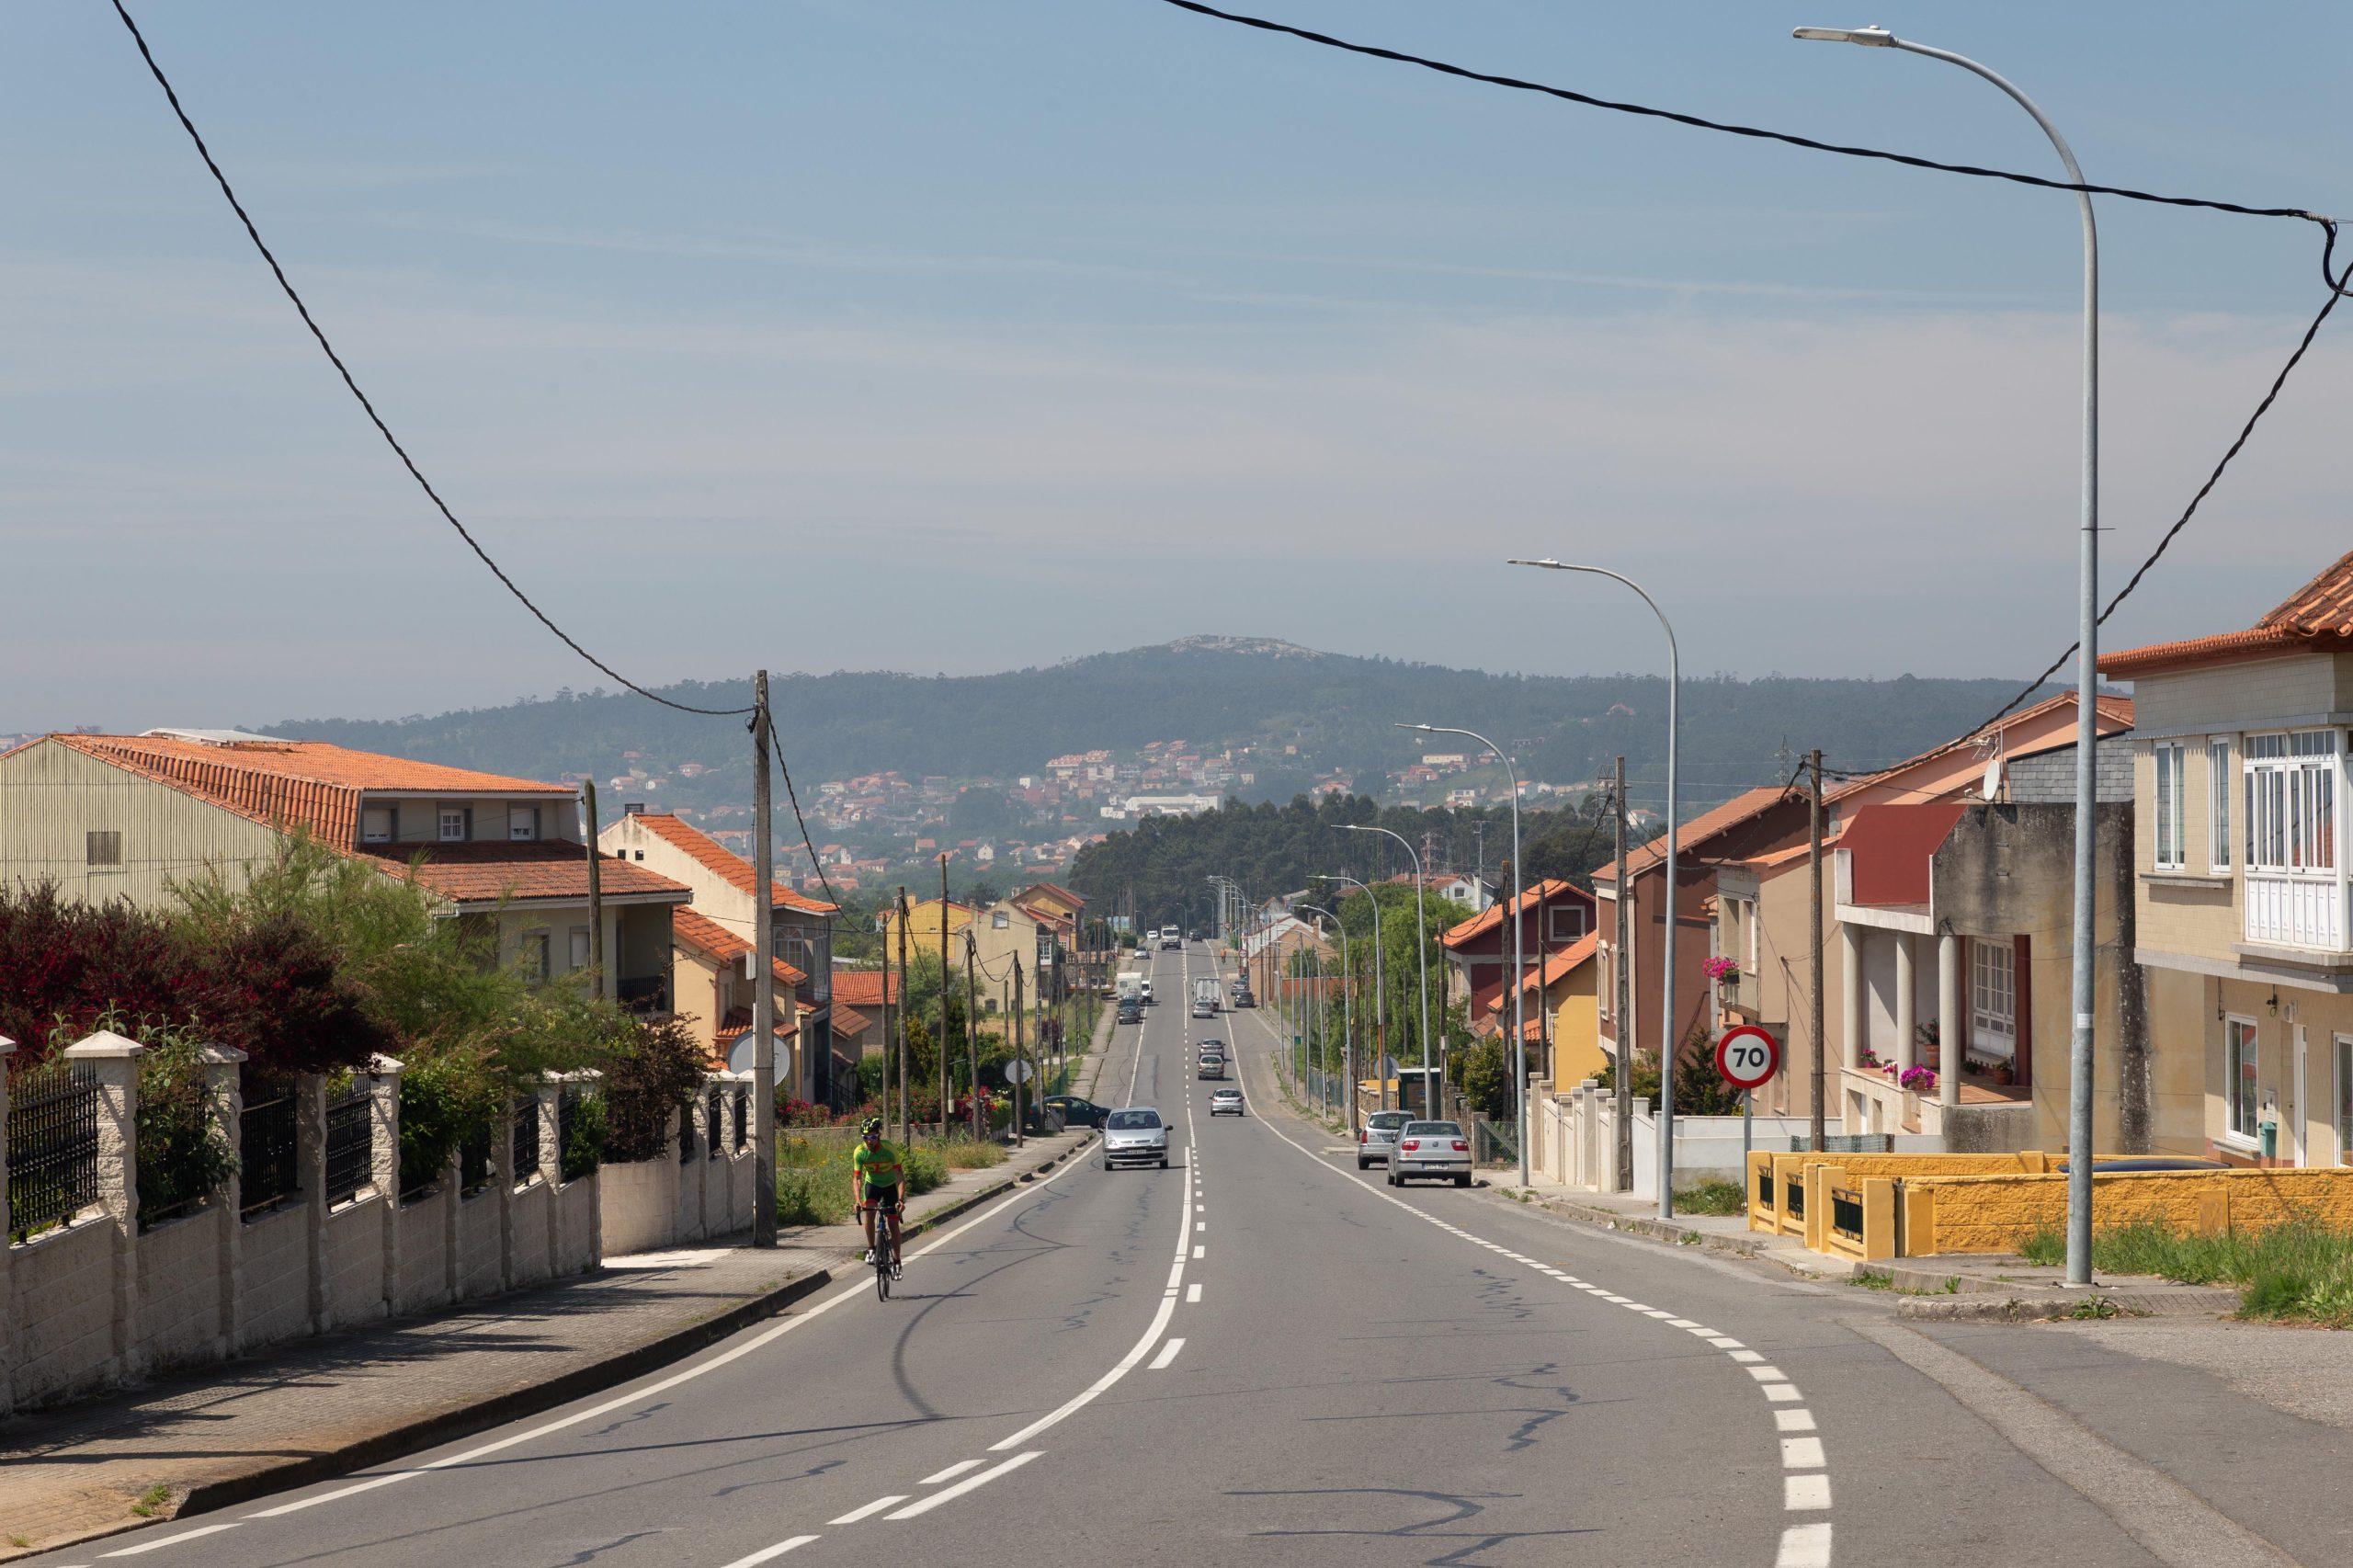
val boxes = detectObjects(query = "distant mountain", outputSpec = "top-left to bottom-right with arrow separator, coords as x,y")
268,639 -> 2047,823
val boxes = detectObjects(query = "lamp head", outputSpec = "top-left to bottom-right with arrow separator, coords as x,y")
1791,24 -> 1895,44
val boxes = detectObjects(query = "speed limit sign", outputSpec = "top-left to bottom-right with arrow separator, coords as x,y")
1715,1026 -> 1781,1091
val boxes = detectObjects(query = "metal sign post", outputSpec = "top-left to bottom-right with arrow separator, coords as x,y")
1716,1025 -> 1782,1172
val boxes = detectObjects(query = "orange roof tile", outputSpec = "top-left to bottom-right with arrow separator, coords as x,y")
629,812 -> 838,915
831,968 -> 898,1008
357,839 -> 688,906
2104,548 -> 2353,676
669,908 -> 807,986
1822,691 -> 2134,805
830,1005 -> 874,1039
1591,786 -> 1790,886
1438,879 -> 1591,949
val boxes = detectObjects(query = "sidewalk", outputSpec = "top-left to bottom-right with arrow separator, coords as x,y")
0,1116 -> 1100,1561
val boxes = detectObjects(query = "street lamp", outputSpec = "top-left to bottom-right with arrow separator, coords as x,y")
1298,901 -> 1352,1127
1338,823 -> 1436,1117
1398,722 -> 1529,1188
1794,23 -> 2101,1286
1506,560 -> 1680,1219
1298,902 -> 1346,1121
1316,873 -> 1388,1116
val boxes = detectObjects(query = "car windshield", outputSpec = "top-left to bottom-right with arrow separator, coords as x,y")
1212,1088 -> 1240,1097
1106,1109 -> 1162,1131
1403,1121 -> 1461,1137
1369,1112 -> 1411,1130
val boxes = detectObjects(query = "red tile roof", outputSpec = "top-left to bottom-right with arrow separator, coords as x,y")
629,812 -> 838,915
668,907 -> 808,986
1591,786 -> 1790,886
831,968 -> 899,1008
1438,879 -> 1592,949
356,839 -> 687,906
1823,692 -> 2134,804
830,1005 -> 874,1039
2104,548 -> 2353,676
1018,880 -> 1086,910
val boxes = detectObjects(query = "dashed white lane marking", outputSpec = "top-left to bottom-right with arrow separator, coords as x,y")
1196,1220 -> 1206,1232
1747,1365 -> 1789,1382
716,1534 -> 819,1567
1764,1383 -> 1804,1403
103,1525 -> 241,1556
1709,1335 -> 1745,1347
1775,1409 -> 1818,1433
1784,1474 -> 1833,1511
884,1451 -> 1044,1519
1780,1437 -> 1827,1470
1192,1244 -> 1205,1260
828,1495 -> 907,1524
1731,1350 -> 1768,1365
1778,1522 -> 1834,1568
1667,1317 -> 1701,1328
1149,1337 -> 1186,1370
1186,1282 -> 1202,1303
920,1460 -> 981,1485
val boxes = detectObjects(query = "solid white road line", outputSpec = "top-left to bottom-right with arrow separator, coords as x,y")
827,1496 -> 908,1525
715,1534 -> 819,1567
1149,1337 -> 1186,1370
886,1452 -> 1046,1520
920,1460 -> 982,1485
102,1524 -> 241,1556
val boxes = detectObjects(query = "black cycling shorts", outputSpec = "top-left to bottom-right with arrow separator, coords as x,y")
862,1182 -> 904,1209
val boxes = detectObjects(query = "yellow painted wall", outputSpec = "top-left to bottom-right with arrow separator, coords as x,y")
1552,968 -> 1604,1085
1908,1166 -> 2353,1255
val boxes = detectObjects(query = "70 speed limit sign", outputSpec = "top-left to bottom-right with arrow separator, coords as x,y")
1714,1026 -> 1781,1091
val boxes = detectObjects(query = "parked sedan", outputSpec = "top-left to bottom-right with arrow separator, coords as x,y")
1043,1094 -> 1108,1128
1355,1109 -> 1412,1170
1388,1120 -> 1472,1187
1101,1107 -> 1171,1170
1209,1086 -> 1245,1117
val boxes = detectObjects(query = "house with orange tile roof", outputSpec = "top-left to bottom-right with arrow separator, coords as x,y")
1483,931 -> 1602,1088
669,907 -> 805,1078
2098,547 -> 2353,1167
598,807 -> 840,1102
0,730 -> 690,1006
1438,879 -> 1597,1053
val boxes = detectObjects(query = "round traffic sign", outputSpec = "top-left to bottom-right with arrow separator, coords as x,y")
1714,1026 -> 1781,1091
1004,1058 -> 1034,1085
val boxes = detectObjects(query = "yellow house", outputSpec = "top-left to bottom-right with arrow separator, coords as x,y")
881,896 -> 1053,1012
1493,931 -> 1602,1086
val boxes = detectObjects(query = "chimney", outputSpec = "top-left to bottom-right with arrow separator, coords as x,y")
624,801 -> 646,816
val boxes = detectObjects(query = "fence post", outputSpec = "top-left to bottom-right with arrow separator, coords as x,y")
296,1074 -> 329,1333
439,1134 -> 462,1309
0,1033 -> 14,1417
538,1075 -> 563,1270
369,1054 -> 404,1319
203,1045 -> 246,1358
62,1030 -> 144,1383
494,1098 -> 517,1291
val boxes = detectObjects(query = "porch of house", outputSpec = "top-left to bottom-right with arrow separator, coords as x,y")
1837,910 -> 2040,1148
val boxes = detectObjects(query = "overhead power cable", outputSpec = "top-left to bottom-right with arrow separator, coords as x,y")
108,0 -> 753,719
769,724 -> 842,909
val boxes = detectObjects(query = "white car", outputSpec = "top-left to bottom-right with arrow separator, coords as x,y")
1102,1108 -> 1170,1170
1209,1086 -> 1245,1117
1388,1119 -> 1473,1187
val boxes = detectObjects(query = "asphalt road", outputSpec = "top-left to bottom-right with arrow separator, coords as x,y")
29,941 -> 2353,1568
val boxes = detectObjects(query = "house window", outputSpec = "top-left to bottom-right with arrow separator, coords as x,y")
361,805 -> 395,845
1597,942 -> 1611,1021
2208,739 -> 2232,871
569,926 -> 591,969
2245,731 -> 2337,873
85,830 -> 122,868
438,806 -> 470,843
2337,1037 -> 2353,1166
508,805 -> 540,842
2226,1017 -> 2260,1143
1970,940 -> 2017,1058
993,910 -> 1009,929
1548,905 -> 1585,942
520,930 -> 551,983
2153,744 -> 2185,869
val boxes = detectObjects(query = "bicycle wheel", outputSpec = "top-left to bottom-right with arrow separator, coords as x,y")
875,1251 -> 891,1301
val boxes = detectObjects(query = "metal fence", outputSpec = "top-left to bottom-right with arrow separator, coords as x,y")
7,1058 -> 101,1242
676,1096 -> 697,1165
557,1084 -> 597,1181
459,1127 -> 494,1198
1471,1114 -> 1518,1168
706,1086 -> 724,1162
323,1085 -> 372,1207
1787,1133 -> 1894,1154
732,1085 -> 748,1152
513,1096 -> 541,1185
240,1085 -> 299,1218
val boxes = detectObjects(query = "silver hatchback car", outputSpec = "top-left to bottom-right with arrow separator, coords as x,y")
1101,1107 -> 1170,1170
1356,1109 -> 1412,1170
1388,1120 -> 1473,1187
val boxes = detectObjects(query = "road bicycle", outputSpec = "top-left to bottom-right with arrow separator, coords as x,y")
858,1199 -> 904,1301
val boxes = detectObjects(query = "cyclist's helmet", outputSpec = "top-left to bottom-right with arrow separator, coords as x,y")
861,1117 -> 885,1140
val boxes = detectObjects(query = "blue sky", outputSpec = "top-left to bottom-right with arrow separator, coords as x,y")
6,1 -> 2350,730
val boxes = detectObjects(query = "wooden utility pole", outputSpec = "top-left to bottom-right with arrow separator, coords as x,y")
582,778 -> 605,1001
1012,957 -> 1027,1149
1613,756 -> 1633,1194
751,673 -> 777,1248
1809,749 -> 1827,1153
894,887 -> 912,1150
938,855 -> 950,1140
964,931 -> 982,1140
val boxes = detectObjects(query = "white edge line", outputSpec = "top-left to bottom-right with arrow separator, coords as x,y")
920,1459 -> 982,1485
102,1523 -> 241,1557
827,1495 -> 908,1525
1149,1336 -> 1186,1370
715,1533 -> 820,1568
886,1449 -> 1045,1520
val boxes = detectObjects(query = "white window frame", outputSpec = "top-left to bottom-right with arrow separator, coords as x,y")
2153,743 -> 2186,870
1597,940 -> 1612,1022
1969,939 -> 2017,1061
569,926 -> 591,970
2336,1033 -> 2353,1167
2208,737 -> 2232,872
438,805 -> 469,843
1740,897 -> 1759,976
2224,1015 -> 2261,1147
520,929 -> 551,983
2243,730 -> 2338,876
508,804 -> 540,842
361,805 -> 395,845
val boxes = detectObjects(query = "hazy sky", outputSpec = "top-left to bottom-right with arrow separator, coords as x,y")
7,1 -> 2351,732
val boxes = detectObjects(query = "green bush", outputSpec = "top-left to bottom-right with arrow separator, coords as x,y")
135,1028 -> 236,1230
940,1138 -> 1006,1171
559,1091 -> 607,1182
903,1144 -> 949,1197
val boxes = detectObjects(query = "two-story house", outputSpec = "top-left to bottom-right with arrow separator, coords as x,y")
0,731 -> 688,999
2103,549 -> 2353,1167
1439,878 -> 1597,1075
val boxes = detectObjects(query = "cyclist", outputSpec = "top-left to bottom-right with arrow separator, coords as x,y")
852,1118 -> 905,1278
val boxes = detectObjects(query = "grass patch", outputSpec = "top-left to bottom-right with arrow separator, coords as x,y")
130,1484 -> 172,1519
939,1138 -> 1006,1171
772,1129 -> 969,1227
1672,1178 -> 1746,1217
1851,1267 -> 1895,1290
2018,1219 -> 2353,1326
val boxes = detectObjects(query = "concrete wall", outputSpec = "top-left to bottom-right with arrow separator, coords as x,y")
0,740 -> 285,910
8,1222 -> 118,1408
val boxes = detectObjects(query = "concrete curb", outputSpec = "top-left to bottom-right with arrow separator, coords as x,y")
1896,1286 -> 2242,1323
1497,1188 -> 1772,1262
63,1137 -> 1093,1551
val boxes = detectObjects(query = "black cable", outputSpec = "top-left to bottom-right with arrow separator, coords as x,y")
1157,1 -> 2339,244
768,722 -> 842,909
108,0 -> 753,719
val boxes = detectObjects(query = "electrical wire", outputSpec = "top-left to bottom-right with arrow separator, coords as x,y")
766,723 -> 842,909
107,0 -> 753,720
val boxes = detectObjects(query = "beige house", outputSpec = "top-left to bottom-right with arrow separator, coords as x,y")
0,730 -> 688,998
2104,549 -> 2353,1167
879,895 -> 1055,1013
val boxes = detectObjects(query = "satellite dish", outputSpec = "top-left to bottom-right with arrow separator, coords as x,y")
1981,756 -> 2003,800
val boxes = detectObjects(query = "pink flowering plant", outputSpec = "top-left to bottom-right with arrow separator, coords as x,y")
1898,1065 -> 1938,1093
1702,955 -> 1741,984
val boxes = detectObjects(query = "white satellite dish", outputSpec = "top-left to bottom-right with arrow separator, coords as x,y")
1981,756 -> 2004,800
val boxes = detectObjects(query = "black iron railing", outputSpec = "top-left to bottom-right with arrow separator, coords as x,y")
513,1097 -> 542,1185
677,1096 -> 697,1164
460,1127 -> 494,1198
707,1086 -> 724,1161
732,1086 -> 748,1152
1830,1188 -> 1864,1243
7,1059 -> 100,1242
323,1086 -> 372,1207
616,974 -> 670,1013
240,1085 -> 300,1218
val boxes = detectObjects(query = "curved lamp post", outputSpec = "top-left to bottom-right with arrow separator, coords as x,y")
1506,559 -> 1680,1219
1299,901 -> 1346,1121
1792,23 -> 2100,1286
1316,873 -> 1388,1117
1338,823 -> 1436,1118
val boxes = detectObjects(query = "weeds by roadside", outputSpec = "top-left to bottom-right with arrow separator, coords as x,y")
772,1131 -> 968,1227
1672,1178 -> 1745,1217
129,1485 -> 171,1519
1852,1268 -> 1894,1290
2018,1219 -> 2353,1327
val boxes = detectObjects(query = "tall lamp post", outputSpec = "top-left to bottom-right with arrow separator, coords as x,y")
1338,823 -> 1435,1117
1316,874 -> 1387,1115
1299,901 -> 1349,1126
1400,722 -> 1528,1188
1506,560 -> 1680,1219
1792,23 -> 2099,1286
